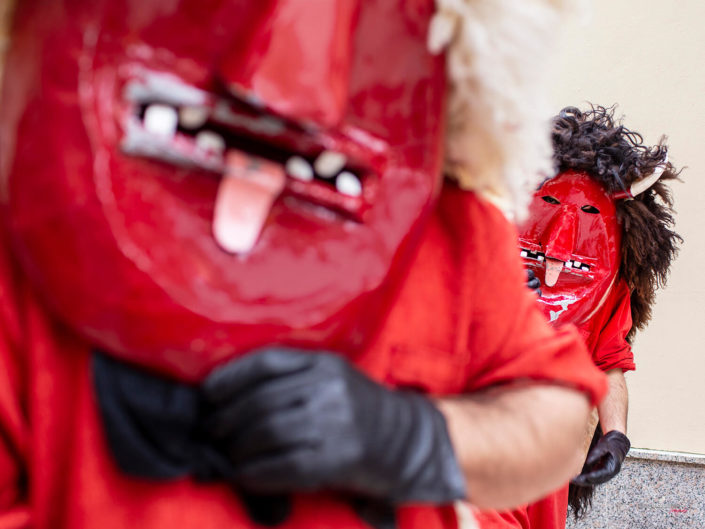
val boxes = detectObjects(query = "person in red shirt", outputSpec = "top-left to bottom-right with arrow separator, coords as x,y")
0,3 -> 605,529
476,105 -> 681,529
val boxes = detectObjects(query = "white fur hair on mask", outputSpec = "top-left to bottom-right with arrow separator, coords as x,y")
429,0 -> 587,222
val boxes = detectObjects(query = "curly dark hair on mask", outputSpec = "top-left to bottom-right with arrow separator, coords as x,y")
553,105 -> 682,520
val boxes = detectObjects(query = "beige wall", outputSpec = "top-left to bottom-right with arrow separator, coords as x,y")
552,0 -> 705,454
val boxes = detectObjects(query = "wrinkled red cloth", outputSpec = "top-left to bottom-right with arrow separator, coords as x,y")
578,279 -> 635,373
0,187 -> 605,529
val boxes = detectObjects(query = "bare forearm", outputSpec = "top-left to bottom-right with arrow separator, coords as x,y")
436,385 -> 590,510
597,369 -> 628,434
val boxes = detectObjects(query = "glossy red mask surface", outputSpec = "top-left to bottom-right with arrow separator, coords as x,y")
0,0 -> 446,380
518,171 -> 621,326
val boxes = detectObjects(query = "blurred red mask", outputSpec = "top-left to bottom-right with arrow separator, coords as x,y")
0,0 -> 446,380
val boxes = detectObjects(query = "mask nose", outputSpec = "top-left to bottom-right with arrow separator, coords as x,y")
543,207 -> 577,263
218,0 -> 360,128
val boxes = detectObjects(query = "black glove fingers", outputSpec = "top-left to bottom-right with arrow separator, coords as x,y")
201,347 -> 466,503
579,466 -> 616,485
570,474 -> 590,487
525,268 -> 542,296
203,348 -> 315,405
224,406 -> 322,463
526,269 -> 539,286
205,386 -> 283,439
581,456 -> 615,483
603,430 -> 631,457
583,444 -> 609,467
221,378 -> 358,465
573,430 -> 631,486
205,368 -> 325,439
233,446 -> 321,493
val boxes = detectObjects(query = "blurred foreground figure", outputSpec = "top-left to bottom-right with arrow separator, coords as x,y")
477,106 -> 681,529
1,2 -> 605,529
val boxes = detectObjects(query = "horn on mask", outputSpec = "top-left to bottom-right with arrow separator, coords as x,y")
613,152 -> 668,200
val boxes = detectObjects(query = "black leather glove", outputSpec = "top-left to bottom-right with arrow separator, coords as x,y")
571,430 -> 630,486
201,348 -> 467,503
526,268 -> 541,296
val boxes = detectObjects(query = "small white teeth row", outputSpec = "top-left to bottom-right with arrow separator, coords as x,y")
520,249 -> 590,271
141,104 -> 362,197
286,152 -> 352,183
143,104 -> 226,155
520,249 -> 545,262
565,260 -> 590,271
285,154 -> 361,197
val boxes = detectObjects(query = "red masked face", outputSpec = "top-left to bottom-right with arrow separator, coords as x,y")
1,0 -> 446,380
518,171 -> 621,326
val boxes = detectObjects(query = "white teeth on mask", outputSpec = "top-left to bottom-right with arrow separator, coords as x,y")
335,171 -> 362,197
573,261 -> 582,268
538,255 -> 545,261
285,156 -> 314,181
520,250 -> 528,258
565,261 -> 572,268
195,131 -> 226,154
144,104 -> 178,137
314,150 -> 347,178
179,106 -> 209,129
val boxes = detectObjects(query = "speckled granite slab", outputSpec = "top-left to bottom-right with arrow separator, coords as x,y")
567,448 -> 705,529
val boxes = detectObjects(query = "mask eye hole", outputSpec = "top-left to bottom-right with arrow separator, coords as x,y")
541,195 -> 560,205
581,205 -> 600,214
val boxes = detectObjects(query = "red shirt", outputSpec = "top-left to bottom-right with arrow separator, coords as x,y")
0,186 -> 605,529
474,246 -> 635,529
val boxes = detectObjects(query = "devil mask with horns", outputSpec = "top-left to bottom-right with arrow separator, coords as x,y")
519,106 -> 680,340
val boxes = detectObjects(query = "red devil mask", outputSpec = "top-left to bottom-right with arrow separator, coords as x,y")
518,170 -> 622,326
0,0 -> 446,380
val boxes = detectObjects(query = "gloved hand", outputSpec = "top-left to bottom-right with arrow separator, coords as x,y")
201,348 -> 467,503
526,268 -> 542,296
571,430 -> 630,486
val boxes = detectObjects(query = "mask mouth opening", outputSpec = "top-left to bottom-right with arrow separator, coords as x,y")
519,247 -> 593,273
119,68 -> 380,223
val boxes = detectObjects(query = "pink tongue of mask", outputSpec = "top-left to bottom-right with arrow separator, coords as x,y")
213,151 -> 286,254
544,257 -> 564,287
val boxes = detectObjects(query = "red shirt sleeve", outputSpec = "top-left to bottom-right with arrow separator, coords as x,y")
456,193 -> 607,406
588,280 -> 635,372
